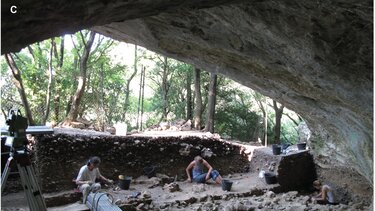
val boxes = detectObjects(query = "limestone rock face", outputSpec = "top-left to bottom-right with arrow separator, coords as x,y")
1,1 -> 372,185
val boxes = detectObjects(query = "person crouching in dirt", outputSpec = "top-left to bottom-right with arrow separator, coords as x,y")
75,156 -> 113,203
312,180 -> 338,205
186,155 -> 223,184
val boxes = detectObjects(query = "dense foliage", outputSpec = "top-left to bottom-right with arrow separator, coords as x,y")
1,30 -> 302,143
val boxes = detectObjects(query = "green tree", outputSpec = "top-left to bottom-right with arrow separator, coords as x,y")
215,79 -> 261,141
8,39 -> 57,125
193,67 -> 203,129
272,100 -> 285,144
66,31 -> 96,122
204,73 -> 217,133
124,45 -> 139,120
1,35 -> 302,142
1,57 -> 21,117
4,53 -> 35,125
166,62 -> 193,120
147,54 -> 175,122
252,92 -> 269,145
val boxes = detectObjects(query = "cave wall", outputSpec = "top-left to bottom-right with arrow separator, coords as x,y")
92,1 -> 373,185
34,133 -> 249,193
1,0 -> 373,187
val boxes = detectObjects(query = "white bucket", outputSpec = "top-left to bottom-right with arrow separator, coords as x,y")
114,123 -> 127,136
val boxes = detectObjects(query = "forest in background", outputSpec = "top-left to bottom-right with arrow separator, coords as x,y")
0,30 -> 304,145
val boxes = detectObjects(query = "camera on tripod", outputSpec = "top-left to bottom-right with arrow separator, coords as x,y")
1,109 -> 48,210
4,109 -> 28,150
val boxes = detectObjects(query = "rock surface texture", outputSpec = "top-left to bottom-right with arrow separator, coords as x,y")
1,0 -> 372,186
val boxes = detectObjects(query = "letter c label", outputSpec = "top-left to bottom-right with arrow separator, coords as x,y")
10,6 -> 17,14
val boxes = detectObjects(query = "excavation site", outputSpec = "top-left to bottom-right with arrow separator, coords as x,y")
1,127 -> 372,210
0,0 -> 373,210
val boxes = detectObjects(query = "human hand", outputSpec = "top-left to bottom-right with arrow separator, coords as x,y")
311,197 -> 318,204
86,181 -> 93,185
187,178 -> 192,183
107,179 -> 114,184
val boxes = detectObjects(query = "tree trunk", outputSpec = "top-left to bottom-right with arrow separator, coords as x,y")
54,95 -> 60,123
66,31 -> 96,121
136,65 -> 144,130
54,36 -> 64,69
108,89 -> 121,124
78,58 -> 93,119
273,100 -> 284,144
123,45 -> 138,120
59,36 -> 65,68
284,113 -> 301,126
193,68 -> 202,130
161,56 -> 168,120
1,108 -> 7,119
100,63 -> 105,131
54,36 -> 64,123
140,67 -> 146,131
43,38 -> 54,124
186,68 -> 192,121
5,54 -> 35,125
253,92 -> 268,146
27,46 -> 36,64
264,98 -> 268,146
252,118 -> 262,142
204,73 -> 217,133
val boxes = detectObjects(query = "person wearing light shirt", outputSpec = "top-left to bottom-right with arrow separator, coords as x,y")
312,180 -> 338,205
75,156 -> 113,203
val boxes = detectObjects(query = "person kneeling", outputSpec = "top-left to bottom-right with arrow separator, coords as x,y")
186,156 -> 222,184
312,180 -> 338,205
75,156 -> 113,203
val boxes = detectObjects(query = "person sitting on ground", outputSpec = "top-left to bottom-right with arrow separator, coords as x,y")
186,155 -> 223,184
75,156 -> 113,203
312,180 -> 338,205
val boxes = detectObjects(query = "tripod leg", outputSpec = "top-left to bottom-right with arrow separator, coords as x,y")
27,164 -> 47,209
17,156 -> 47,211
1,156 -> 14,192
18,164 -> 37,210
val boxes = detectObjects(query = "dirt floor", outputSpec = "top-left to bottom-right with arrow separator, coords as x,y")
2,171 -> 371,211
2,167 -> 274,210
2,157 -> 372,210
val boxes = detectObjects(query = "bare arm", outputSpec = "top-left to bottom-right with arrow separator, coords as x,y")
203,159 -> 213,180
99,175 -> 110,183
75,180 -> 93,185
315,192 -> 322,198
98,169 -> 113,183
321,186 -> 328,200
186,161 -> 195,182
315,186 -> 328,200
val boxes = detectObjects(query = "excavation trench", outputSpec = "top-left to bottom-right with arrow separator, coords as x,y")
1,128 -> 372,210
